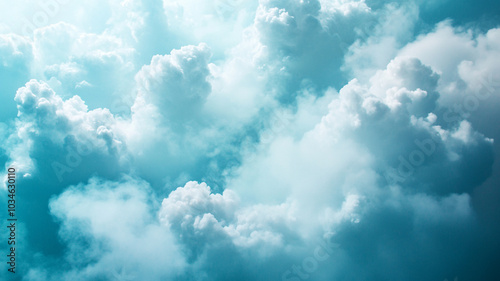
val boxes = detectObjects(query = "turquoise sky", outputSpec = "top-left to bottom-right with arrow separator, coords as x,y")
1,0 -> 500,280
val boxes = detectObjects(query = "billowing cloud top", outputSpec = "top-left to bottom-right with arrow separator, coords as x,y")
0,0 -> 500,280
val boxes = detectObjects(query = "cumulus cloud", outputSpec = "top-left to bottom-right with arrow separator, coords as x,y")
134,43 -> 212,123
9,79 -> 126,177
159,181 -> 299,260
0,79 -> 128,265
0,0 -> 499,280
45,177 -> 186,280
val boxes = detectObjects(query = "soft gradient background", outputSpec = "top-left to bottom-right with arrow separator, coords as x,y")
1,0 -> 500,280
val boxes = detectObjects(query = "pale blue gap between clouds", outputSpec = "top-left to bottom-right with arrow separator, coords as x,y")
0,0 -> 499,280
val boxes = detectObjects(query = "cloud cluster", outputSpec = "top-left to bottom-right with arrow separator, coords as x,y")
44,177 -> 186,280
0,0 -> 499,280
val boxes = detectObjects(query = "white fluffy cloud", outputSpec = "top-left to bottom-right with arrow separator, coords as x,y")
159,181 -> 299,259
0,1 -> 499,280
133,43 -> 212,123
8,79 -> 126,180
46,177 -> 186,280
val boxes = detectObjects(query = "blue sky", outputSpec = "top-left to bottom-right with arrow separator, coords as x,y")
1,0 -> 500,280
